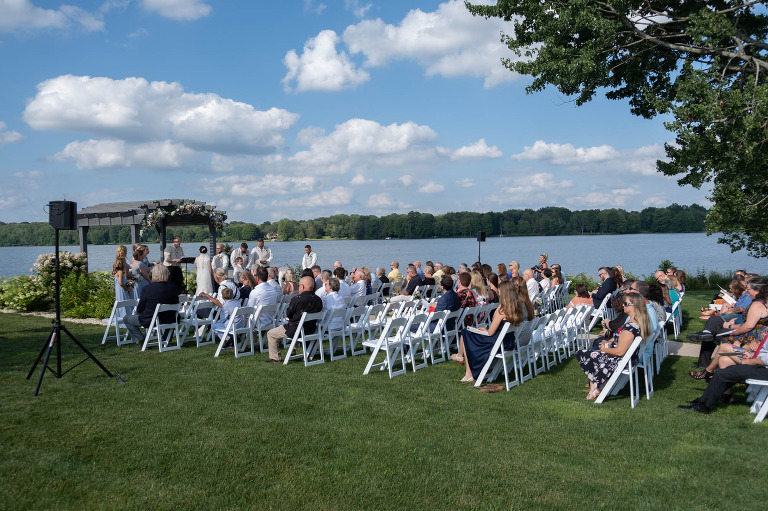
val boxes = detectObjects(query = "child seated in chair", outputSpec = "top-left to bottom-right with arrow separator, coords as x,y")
213,287 -> 244,333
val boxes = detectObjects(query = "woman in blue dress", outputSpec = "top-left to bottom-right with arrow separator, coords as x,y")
113,245 -> 134,321
459,280 -> 534,383
130,246 -> 151,299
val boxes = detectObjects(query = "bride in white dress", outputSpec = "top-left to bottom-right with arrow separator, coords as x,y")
195,246 -> 214,295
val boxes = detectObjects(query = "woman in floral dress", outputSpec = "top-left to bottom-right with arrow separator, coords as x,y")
576,292 -> 651,400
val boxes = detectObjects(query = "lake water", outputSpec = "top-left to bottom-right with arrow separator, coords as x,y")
1,233 -> 765,280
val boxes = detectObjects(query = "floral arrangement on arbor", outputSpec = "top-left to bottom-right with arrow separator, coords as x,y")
139,201 -> 227,235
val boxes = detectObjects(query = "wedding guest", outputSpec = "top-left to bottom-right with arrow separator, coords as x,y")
282,269 -> 300,295
123,264 -> 179,344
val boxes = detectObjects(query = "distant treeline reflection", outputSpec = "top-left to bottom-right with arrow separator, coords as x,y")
0,204 -> 707,246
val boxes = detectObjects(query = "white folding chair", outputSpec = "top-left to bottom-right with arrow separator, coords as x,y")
402,313 -> 430,372
594,335 -> 645,408
424,310 -> 449,364
324,308 -> 349,361
637,330 -> 661,400
141,303 -> 182,352
441,308 -> 463,357
473,322 -> 519,390
213,306 -> 255,358
345,305 -> 370,356
362,316 -> 408,378
282,311 -> 327,366
101,299 -> 139,346
179,298 -> 218,347
746,379 -> 768,423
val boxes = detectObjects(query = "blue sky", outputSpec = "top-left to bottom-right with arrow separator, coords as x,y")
0,0 -> 710,224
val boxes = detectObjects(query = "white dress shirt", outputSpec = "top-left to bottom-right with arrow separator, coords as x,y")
248,281 -> 279,327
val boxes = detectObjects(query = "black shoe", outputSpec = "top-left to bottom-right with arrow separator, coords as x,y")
686,332 -> 714,343
678,402 -> 711,414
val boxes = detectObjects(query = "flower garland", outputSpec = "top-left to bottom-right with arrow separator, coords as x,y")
139,201 -> 227,236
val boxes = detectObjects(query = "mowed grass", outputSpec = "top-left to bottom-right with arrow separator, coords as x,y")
1,291 -> 766,511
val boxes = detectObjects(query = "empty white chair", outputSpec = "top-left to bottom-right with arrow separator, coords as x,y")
253,303 -> 280,353
746,379 -> 768,423
362,316 -> 409,378
424,310 -> 449,364
402,313 -> 430,372
101,299 -> 139,346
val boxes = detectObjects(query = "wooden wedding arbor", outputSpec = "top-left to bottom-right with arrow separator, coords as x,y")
76,199 -> 227,270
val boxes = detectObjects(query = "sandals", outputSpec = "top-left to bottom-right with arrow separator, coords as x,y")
451,354 -> 465,365
690,370 -> 713,381
460,376 -> 475,383
586,388 -> 601,400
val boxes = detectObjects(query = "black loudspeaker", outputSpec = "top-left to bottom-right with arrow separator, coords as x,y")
49,200 -> 77,230
476,231 -> 486,242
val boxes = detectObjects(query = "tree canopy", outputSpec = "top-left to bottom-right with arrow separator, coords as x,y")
466,0 -> 768,257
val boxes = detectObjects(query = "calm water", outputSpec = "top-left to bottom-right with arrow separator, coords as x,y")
1,233 -> 765,280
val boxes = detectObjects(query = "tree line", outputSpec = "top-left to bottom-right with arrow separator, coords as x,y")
0,204 -> 707,246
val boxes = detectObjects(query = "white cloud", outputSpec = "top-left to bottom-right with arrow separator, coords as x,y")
642,194 -> 668,207
12,170 -> 41,179
442,138 -> 502,160
367,192 -> 393,208
342,0 -> 519,88
0,0 -> 104,32
350,173 -> 372,185
289,118 -> 437,174
54,139 -> 195,169
24,75 -> 299,160
456,178 -> 474,188
283,30 -> 370,92
494,173 -> 575,203
204,174 -> 317,197
345,0 -> 372,18
303,0 -> 326,14
141,0 -> 211,21
0,121 -> 23,145
566,188 -> 641,208
277,186 -> 354,208
418,182 -> 445,194
512,140 -> 620,165
399,174 -> 413,186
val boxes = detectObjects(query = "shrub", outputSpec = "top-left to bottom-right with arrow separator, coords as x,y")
31,251 -> 88,289
566,272 -> 599,292
60,271 -> 114,319
0,275 -> 50,311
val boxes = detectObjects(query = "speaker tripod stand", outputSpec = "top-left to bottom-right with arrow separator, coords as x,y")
26,227 -> 113,396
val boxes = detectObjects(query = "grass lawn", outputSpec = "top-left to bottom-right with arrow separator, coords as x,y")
1,290 -> 766,511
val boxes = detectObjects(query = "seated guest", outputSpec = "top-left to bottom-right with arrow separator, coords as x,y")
590,267 -> 616,308
456,272 -> 477,327
486,273 -> 500,304
315,269 -> 332,299
248,267 -> 278,328
689,278 -> 768,379
265,276 -> 323,363
522,269 -> 539,303
350,269 -> 367,298
361,266 -> 374,295
282,269 -> 300,295
679,335 -> 768,414
239,271 -> 256,303
432,262 -> 444,281
200,269 -> 239,311
334,267 -> 351,298
508,261 -> 520,279
212,287 -> 244,333
311,265 -> 323,291
674,270 -> 687,293
390,265 -> 423,302
422,266 -> 436,286
550,264 -> 564,286
539,268 -> 552,291
715,277 -> 752,321
457,280 -> 533,382
434,275 -> 461,332
660,278 -> 679,312
376,267 -> 390,296
267,267 -> 281,293
388,261 -> 403,292
532,253 -> 548,281
323,277 -> 346,330
123,265 -> 179,344
470,270 -> 488,305
567,284 -> 593,308
576,292 -> 651,400
496,263 -> 507,279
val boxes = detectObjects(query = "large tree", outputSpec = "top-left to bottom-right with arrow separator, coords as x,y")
467,0 -> 768,257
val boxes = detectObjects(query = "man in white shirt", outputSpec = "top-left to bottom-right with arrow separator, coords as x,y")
230,243 -> 249,269
349,269 -> 366,298
315,270 -> 331,300
523,268 -> 540,303
323,278 -> 347,331
302,244 -> 317,270
267,267 -> 282,294
249,238 -> 273,269
211,244 -> 229,272
248,267 -> 278,328
163,236 -> 185,293
334,267 -> 351,299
